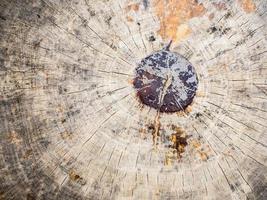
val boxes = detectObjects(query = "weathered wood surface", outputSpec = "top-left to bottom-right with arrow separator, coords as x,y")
0,0 -> 266,199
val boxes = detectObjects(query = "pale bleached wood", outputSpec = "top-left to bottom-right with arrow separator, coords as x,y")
0,0 -> 266,200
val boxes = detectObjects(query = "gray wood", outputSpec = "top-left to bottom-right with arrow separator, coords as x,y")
0,0 -> 266,199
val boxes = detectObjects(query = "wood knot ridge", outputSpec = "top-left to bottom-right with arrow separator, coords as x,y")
133,48 -> 198,113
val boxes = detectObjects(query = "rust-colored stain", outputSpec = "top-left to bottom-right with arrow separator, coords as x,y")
153,112 -> 161,145
125,2 -> 140,22
23,149 -> 33,159
191,140 -> 201,149
57,104 -> 65,113
164,125 -> 189,165
125,3 -> 140,12
198,151 -> 208,161
8,131 -> 22,145
190,139 -> 212,161
69,170 -> 86,185
126,15 -> 134,22
165,150 -> 178,166
175,103 -> 194,116
60,131 -> 73,140
144,114 -> 161,146
196,91 -> 205,97
239,0 -> 256,13
152,0 -> 206,43
185,105 -> 193,113
139,127 -> 147,139
142,121 -> 191,163
170,125 -> 189,158
69,171 -> 81,181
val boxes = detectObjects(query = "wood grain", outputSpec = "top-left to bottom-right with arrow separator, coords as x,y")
0,0 -> 266,199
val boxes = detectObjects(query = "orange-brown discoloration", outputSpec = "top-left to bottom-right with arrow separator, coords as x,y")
185,105 -> 193,113
57,104 -> 64,113
191,140 -> 201,149
190,140 -> 212,161
175,103 -> 194,116
60,131 -> 73,140
69,170 -> 86,185
222,150 -> 233,156
125,3 -> 140,22
69,171 -> 81,181
126,16 -> 134,22
239,0 -> 256,13
125,3 -> 140,12
8,131 -> 22,145
23,149 -> 33,159
165,151 -> 174,166
196,91 -> 205,97
170,125 -> 189,158
152,0 -> 206,43
127,78 -> 134,85
208,63 -> 228,76
164,125 -> 189,165
198,151 -> 208,161
153,112 -> 161,145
